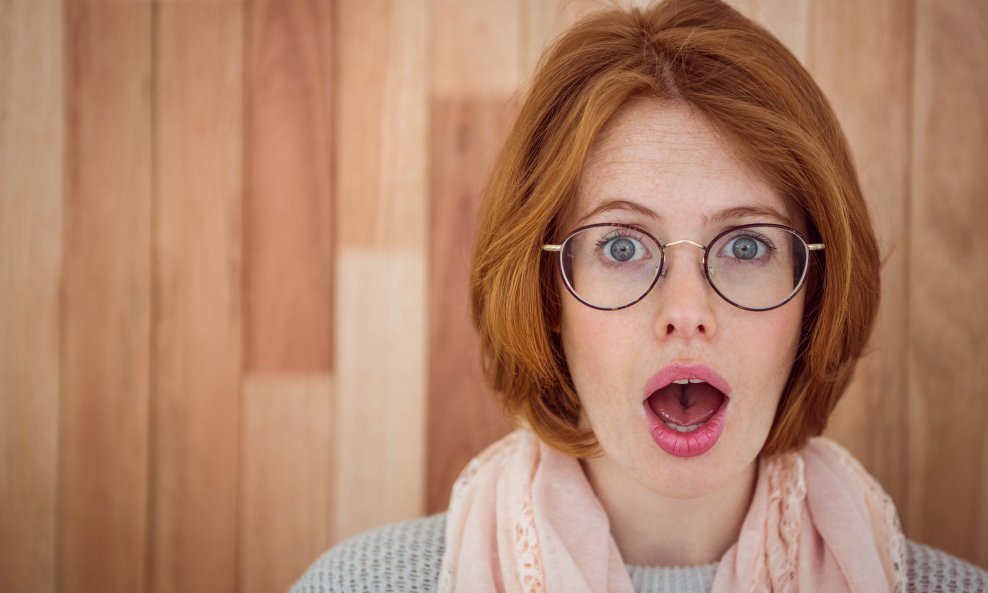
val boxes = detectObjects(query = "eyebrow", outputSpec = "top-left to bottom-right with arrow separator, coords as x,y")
576,199 -> 794,227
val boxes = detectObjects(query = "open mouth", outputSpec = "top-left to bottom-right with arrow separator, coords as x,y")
641,366 -> 731,458
646,380 -> 728,434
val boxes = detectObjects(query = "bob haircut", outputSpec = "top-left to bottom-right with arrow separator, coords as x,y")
469,0 -> 880,458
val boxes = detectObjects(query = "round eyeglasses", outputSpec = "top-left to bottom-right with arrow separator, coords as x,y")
542,223 -> 824,311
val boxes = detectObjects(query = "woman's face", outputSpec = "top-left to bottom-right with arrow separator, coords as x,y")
559,98 -> 805,499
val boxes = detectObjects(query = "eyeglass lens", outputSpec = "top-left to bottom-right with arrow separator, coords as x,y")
559,225 -> 809,310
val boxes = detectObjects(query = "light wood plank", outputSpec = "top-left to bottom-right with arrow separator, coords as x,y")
336,0 -> 427,250
908,0 -> 988,567
730,0 -> 811,66
333,0 -> 429,541
59,3 -> 153,592
811,0 -> 913,527
151,4 -> 244,592
335,252 -> 426,540
246,0 -> 334,373
0,1 -> 63,592
520,0 -> 605,80
431,0 -> 521,96
240,374 -> 333,593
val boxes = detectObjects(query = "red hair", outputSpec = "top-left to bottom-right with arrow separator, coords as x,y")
469,0 -> 880,458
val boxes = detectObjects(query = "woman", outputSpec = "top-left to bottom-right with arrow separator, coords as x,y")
293,0 -> 988,591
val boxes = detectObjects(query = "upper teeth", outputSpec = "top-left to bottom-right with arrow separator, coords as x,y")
672,379 -> 706,385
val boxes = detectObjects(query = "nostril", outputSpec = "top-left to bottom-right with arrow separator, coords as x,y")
666,323 -> 706,336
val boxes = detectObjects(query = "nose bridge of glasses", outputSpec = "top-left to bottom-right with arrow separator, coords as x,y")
660,239 -> 707,276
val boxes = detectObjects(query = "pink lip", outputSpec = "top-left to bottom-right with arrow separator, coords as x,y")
641,364 -> 732,458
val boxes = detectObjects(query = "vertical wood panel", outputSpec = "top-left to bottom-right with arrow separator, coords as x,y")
151,4 -> 243,592
0,1 -> 63,592
240,376 -> 332,593
520,0 -> 603,79
425,0 -> 522,514
245,0 -> 334,374
334,0 -> 428,541
730,0 -> 811,66
426,101 -> 516,513
60,3 -> 153,592
241,0 -> 336,589
811,0 -> 913,527
909,0 -> 988,567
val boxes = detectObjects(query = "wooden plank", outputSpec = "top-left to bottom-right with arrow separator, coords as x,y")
240,375 -> 333,593
520,0 -> 604,80
334,0 -> 428,540
0,1 -> 63,592
335,0 -> 426,251
908,0 -> 988,567
730,0 -> 811,66
431,0 -> 520,97
426,0 -> 524,514
426,99 -> 516,514
246,0 -> 334,373
810,0 -> 913,528
59,3 -> 153,593
151,4 -> 243,593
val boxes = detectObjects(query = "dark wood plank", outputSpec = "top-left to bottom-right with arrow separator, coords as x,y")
0,1 -> 64,592
426,98 -> 516,513
151,4 -> 244,592
246,0 -> 334,374
59,3 -> 153,592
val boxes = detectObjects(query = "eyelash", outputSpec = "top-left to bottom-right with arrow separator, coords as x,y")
594,229 -> 647,251
728,229 -> 777,252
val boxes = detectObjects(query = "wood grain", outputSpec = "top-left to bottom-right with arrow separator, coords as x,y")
426,99 -> 516,513
425,0 -> 524,518
431,0 -> 521,97
731,0 -> 811,66
151,4 -> 243,592
0,1 -> 63,592
240,374 -> 333,593
811,0 -> 913,527
908,0 -> 988,567
246,0 -> 334,374
520,0 -> 604,79
59,3 -> 153,592
335,252 -> 427,540
333,0 -> 429,541
335,0 -> 426,250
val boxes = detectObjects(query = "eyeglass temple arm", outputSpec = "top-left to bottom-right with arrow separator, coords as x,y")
808,243 -> 824,251
542,244 -> 562,252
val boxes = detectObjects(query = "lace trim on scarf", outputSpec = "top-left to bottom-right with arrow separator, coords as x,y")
818,439 -> 906,592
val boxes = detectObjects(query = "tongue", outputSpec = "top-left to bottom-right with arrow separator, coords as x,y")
648,383 -> 724,426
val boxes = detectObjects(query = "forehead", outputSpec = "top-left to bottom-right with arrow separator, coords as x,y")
574,98 -> 790,230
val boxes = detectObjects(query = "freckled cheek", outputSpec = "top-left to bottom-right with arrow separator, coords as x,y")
727,310 -> 803,407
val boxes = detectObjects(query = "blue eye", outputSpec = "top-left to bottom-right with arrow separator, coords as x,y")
721,231 -> 774,261
596,232 -> 649,263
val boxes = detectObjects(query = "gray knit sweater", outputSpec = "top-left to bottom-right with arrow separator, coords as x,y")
290,512 -> 988,592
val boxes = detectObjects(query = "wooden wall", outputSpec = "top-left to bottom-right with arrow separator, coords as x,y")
1,1 -> 985,592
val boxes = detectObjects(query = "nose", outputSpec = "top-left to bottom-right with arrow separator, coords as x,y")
652,241 -> 717,339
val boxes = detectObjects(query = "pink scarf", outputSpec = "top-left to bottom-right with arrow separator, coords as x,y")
438,428 -> 905,593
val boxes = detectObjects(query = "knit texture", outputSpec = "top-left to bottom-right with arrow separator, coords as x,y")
289,513 -> 988,593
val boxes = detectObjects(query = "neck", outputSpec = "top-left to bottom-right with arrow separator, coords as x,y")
579,456 -> 757,567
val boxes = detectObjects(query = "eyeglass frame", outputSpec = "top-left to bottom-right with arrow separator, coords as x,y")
542,222 -> 825,312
